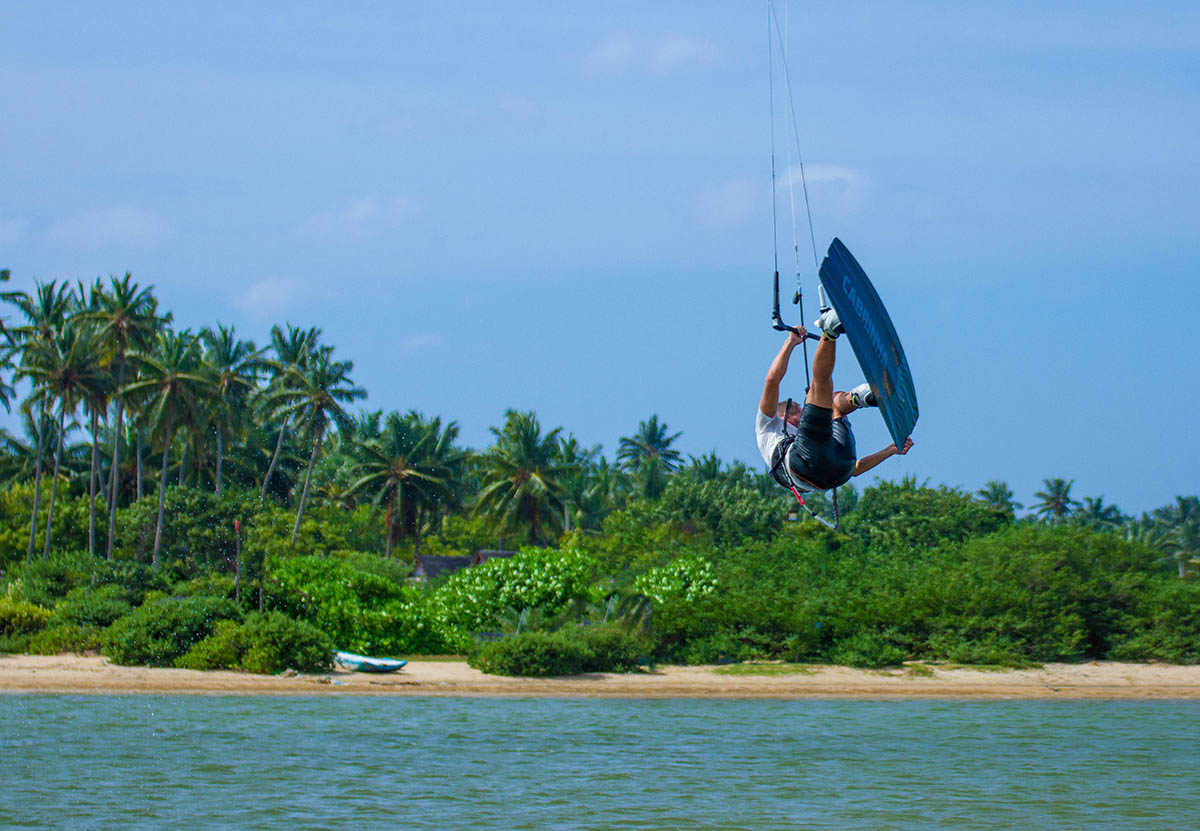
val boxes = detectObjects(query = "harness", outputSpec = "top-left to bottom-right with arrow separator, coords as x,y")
768,398 -> 840,530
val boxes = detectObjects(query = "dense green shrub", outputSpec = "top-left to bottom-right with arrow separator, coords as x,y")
825,629 -> 908,668
927,525 -> 1159,663
846,479 -> 1011,554
573,623 -> 648,672
1108,577 -> 1200,662
102,595 -> 240,666
0,633 -> 31,653
27,624 -> 104,655
176,612 -> 334,674
633,554 -> 717,605
471,629 -> 588,676
338,551 -> 412,584
2,551 -> 107,607
245,504 -> 383,570
648,520 -> 1171,668
90,560 -> 172,604
650,530 -> 831,664
574,506 -> 687,574
116,487 -> 260,572
421,514 -> 496,558
470,624 -> 646,676
0,594 -> 52,635
0,485 -> 92,569
264,555 -> 442,655
427,547 -> 600,645
171,574 -> 236,600
655,478 -> 787,542
50,585 -> 132,629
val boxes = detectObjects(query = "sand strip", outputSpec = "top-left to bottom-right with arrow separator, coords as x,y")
2,654 -> 1199,699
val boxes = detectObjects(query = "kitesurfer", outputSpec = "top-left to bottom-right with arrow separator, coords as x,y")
757,306 -> 913,493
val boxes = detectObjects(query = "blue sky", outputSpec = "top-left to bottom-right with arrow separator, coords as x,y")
1,1 -> 1197,514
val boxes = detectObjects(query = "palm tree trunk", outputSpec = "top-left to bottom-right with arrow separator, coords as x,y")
528,495 -> 540,545
215,422 -> 224,496
27,406 -> 46,558
153,420 -> 172,567
89,410 -> 99,558
42,407 -> 67,559
384,501 -> 394,559
135,427 -> 143,500
106,360 -> 127,559
178,439 -> 187,486
290,434 -> 320,544
414,506 -> 422,558
261,414 -> 290,505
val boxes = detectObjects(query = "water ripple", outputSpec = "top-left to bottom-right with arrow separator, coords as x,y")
1,696 -> 1197,830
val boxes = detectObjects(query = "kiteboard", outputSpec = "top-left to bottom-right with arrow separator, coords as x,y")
817,238 -> 918,449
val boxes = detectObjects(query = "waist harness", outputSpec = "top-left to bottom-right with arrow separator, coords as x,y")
769,398 -> 840,530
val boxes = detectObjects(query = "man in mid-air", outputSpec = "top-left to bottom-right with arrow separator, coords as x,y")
756,305 -> 913,494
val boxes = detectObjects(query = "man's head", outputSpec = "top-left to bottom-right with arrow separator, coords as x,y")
777,399 -> 802,427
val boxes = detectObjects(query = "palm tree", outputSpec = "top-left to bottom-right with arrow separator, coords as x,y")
475,410 -> 570,545
4,280 -> 76,556
629,455 -> 670,500
1165,518 -> 1200,578
1153,496 -> 1200,577
0,268 -> 16,412
1122,516 -> 1171,555
617,414 -> 683,471
977,480 -> 1023,515
201,324 -> 264,496
122,329 -> 213,565
1032,477 -> 1079,524
265,347 -> 364,544
0,414 -> 40,486
22,320 -> 110,557
685,451 -> 725,483
588,456 -> 632,516
349,411 -> 466,557
1074,496 -> 1124,530
556,435 -> 598,532
74,278 -> 114,555
258,324 -> 321,505
83,274 -> 166,559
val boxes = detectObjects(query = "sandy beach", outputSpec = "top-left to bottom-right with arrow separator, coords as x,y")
2,654 -> 1199,698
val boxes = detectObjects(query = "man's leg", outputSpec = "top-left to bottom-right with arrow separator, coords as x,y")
807,335 -> 863,417
805,336 -> 836,409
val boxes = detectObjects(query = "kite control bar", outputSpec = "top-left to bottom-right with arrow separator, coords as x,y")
772,270 -> 820,341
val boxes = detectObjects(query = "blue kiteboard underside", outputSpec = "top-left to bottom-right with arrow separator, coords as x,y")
818,238 -> 918,448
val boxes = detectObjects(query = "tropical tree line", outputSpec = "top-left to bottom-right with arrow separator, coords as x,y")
0,272 -> 1195,579
977,478 -> 1198,578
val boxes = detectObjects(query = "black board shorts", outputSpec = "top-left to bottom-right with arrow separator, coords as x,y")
785,404 -> 856,491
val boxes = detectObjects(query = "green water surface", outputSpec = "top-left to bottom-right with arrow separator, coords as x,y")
1,696 -> 1196,830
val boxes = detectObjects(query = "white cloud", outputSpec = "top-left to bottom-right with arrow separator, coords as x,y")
582,33 -> 715,77
650,36 -> 714,75
297,195 -> 420,243
234,277 -> 298,318
782,164 -> 870,214
581,33 -> 637,76
696,177 -> 759,230
45,207 -> 172,248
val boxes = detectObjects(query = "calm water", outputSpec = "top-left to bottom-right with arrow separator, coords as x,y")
1,696 -> 1197,830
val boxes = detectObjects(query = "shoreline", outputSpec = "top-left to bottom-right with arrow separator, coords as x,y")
2,654 -> 1200,699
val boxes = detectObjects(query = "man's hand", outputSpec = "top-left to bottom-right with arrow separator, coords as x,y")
896,437 -> 914,456
788,325 -> 808,346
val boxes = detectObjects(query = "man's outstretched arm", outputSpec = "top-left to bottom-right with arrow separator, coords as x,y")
852,437 -> 914,477
759,327 -> 807,417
